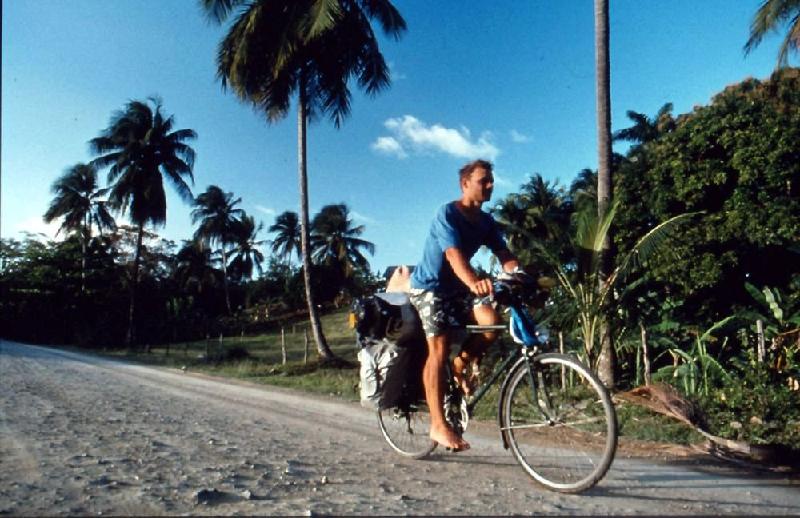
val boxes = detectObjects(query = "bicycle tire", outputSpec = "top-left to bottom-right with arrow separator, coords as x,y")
500,353 -> 617,493
377,401 -> 437,459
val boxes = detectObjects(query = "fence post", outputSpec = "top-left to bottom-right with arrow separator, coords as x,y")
218,333 -> 223,361
304,329 -> 309,364
281,327 -> 287,365
756,319 -> 765,363
205,334 -> 210,360
559,331 -> 565,389
641,323 -> 651,386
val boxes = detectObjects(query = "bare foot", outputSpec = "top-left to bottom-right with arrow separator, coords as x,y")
452,356 -> 480,397
430,424 -> 470,451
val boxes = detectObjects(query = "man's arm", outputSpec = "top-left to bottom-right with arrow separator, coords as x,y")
444,247 -> 493,296
445,247 -> 523,296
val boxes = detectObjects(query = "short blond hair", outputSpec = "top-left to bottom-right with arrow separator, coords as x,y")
459,159 -> 493,184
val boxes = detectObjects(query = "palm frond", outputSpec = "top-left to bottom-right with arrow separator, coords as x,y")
612,211 -> 701,285
744,0 -> 800,66
304,0 -> 341,39
200,0 -> 247,24
699,315 -> 739,343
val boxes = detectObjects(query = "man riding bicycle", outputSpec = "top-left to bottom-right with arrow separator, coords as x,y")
407,159 -> 520,451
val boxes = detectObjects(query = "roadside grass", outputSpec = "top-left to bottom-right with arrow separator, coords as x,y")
90,307 -> 704,447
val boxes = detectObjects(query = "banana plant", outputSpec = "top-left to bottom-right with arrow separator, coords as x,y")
742,283 -> 800,336
513,200 -> 699,368
739,282 -> 800,370
654,315 -> 735,396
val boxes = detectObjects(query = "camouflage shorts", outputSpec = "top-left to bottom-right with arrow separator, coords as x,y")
408,289 -> 491,338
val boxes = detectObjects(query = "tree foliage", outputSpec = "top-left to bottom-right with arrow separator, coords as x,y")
614,68 -> 800,324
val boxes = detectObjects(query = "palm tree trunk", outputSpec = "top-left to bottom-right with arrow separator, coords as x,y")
297,78 -> 336,362
221,246 -> 232,314
125,221 -> 144,349
81,214 -> 88,295
595,0 -> 616,388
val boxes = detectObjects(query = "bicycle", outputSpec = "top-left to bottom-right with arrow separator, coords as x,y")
375,275 -> 618,493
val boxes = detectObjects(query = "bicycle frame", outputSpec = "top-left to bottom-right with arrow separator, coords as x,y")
462,324 -> 521,415
461,300 -> 553,449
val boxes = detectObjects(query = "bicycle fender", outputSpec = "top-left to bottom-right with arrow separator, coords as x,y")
496,355 -> 530,450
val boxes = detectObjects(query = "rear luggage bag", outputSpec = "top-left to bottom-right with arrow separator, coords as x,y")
352,292 -> 426,410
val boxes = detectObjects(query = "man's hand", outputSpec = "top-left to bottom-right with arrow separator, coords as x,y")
470,278 -> 493,297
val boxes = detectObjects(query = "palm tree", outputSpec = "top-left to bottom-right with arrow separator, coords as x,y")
201,0 -> 406,362
613,103 -> 674,146
175,239 -> 222,297
191,185 -> 244,314
569,168 -> 598,217
594,0 -> 615,388
174,239 -> 224,327
269,211 -> 302,264
311,203 -> 375,278
90,97 -> 196,348
745,0 -> 800,67
43,162 -> 116,293
229,213 -> 266,282
492,174 -> 570,265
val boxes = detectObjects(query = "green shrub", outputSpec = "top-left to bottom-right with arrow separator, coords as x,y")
700,356 -> 800,448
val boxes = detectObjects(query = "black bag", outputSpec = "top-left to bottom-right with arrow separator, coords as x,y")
353,293 -> 426,410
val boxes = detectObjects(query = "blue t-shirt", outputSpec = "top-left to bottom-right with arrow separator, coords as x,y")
410,202 -> 507,294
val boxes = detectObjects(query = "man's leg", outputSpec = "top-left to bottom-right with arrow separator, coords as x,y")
453,303 -> 500,395
423,334 -> 470,450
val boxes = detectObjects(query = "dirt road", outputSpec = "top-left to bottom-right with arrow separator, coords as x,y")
0,339 -> 797,516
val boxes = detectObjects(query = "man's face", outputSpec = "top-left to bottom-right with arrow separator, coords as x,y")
462,167 -> 494,203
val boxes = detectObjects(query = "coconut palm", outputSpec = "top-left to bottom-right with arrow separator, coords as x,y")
594,0 -> 616,387
492,174 -> 570,265
745,0 -> 800,67
43,162 -> 116,293
229,213 -> 266,282
191,185 -> 244,314
175,239 -> 222,296
569,168 -> 598,218
90,97 -> 196,348
311,203 -> 374,278
269,211 -> 302,264
613,103 -> 674,145
201,0 -> 406,362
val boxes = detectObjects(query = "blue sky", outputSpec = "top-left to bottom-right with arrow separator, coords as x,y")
1,1 -> 793,274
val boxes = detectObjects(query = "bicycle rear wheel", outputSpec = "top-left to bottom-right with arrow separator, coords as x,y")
377,401 -> 437,459
501,353 -> 617,493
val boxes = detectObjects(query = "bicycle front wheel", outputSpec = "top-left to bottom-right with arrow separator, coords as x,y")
501,353 -> 617,493
377,401 -> 437,459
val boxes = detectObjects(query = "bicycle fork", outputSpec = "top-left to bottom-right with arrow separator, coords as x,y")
498,349 -> 557,449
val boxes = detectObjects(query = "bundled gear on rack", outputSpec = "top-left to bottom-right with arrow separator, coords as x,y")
350,292 -> 427,410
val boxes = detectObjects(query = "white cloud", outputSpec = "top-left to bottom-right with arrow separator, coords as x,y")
387,61 -> 407,81
371,136 -> 407,158
491,170 -> 514,188
351,210 -> 377,224
372,115 -> 500,160
254,205 -> 276,217
509,129 -> 531,143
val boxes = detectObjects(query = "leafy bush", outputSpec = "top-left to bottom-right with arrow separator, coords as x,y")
700,356 -> 800,448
